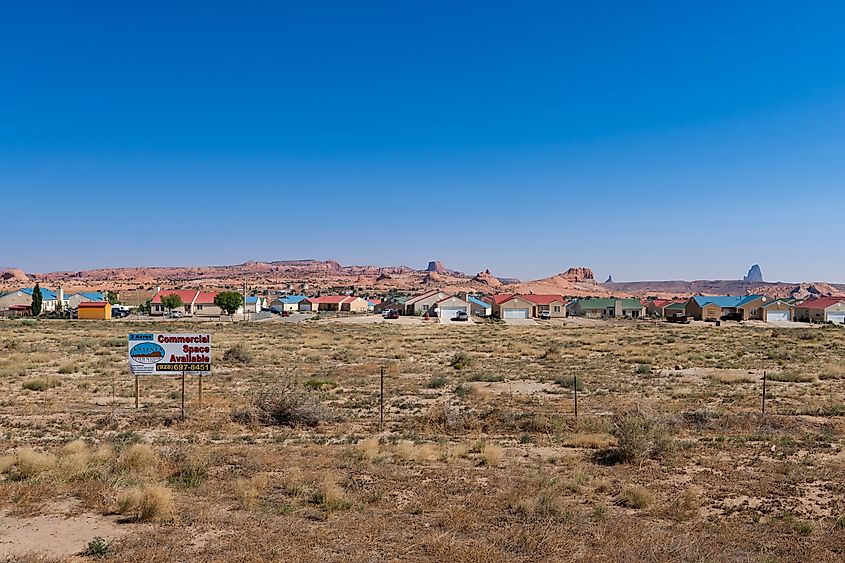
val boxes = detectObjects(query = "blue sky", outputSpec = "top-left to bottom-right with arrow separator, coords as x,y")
2,1 -> 845,282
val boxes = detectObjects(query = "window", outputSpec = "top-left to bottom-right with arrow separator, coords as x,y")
554,306 -> 560,312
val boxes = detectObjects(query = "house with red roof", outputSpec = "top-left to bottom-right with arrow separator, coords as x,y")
492,294 -> 537,319
646,298 -> 687,318
304,295 -> 369,313
794,296 -> 845,324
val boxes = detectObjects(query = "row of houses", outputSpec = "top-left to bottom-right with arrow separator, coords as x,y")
149,290 -> 267,316
0,287 -> 108,316
676,295 -> 845,323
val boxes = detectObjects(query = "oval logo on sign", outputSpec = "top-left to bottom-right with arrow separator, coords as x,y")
130,342 -> 165,364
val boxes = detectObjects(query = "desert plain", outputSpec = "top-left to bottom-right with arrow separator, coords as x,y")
0,316 -> 844,562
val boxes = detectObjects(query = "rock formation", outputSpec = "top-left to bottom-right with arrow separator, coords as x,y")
0,268 -> 29,282
743,264 -> 763,283
425,261 -> 446,273
472,269 -> 502,287
605,274 -> 613,283
560,267 -> 595,282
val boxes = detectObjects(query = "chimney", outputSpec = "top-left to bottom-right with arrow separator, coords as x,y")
155,285 -> 161,294
58,287 -> 64,305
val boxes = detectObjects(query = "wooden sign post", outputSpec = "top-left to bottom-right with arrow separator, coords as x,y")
134,374 -> 139,409
181,370 -> 186,421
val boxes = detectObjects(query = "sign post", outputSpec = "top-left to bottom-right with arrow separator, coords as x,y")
198,374 -> 203,408
574,374 -> 578,419
379,365 -> 385,431
128,333 -> 211,420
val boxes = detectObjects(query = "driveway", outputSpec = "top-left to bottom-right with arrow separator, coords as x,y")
502,318 -> 537,326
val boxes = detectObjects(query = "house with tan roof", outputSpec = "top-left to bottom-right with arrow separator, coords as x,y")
403,289 -> 450,316
522,294 -> 568,318
305,295 -> 369,313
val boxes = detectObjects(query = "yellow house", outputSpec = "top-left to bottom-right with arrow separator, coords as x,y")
77,301 -> 111,320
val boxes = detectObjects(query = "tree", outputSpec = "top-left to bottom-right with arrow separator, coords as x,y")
31,284 -> 43,316
214,291 -> 244,316
160,293 -> 184,313
107,291 -> 119,304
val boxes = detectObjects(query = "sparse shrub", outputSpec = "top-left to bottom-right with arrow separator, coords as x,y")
304,378 -> 337,391
396,441 -> 417,462
635,364 -> 651,375
92,444 -> 115,464
767,370 -> 817,383
223,343 -> 254,364
553,375 -> 584,391
84,536 -> 111,558
426,376 -> 447,389
447,443 -> 470,460
169,458 -> 208,489
22,378 -> 61,391
481,443 -> 504,467
119,443 -> 158,473
661,487 -> 701,521
234,473 -> 269,510
251,380 -> 334,427
820,366 -> 845,380
563,433 -> 615,449
314,474 -> 352,511
16,448 -> 57,478
0,454 -> 16,474
118,484 -> 174,521
616,484 -> 653,509
449,352 -> 473,370
357,437 -> 380,462
57,363 -> 76,374
603,408 -> 674,464
59,440 -> 91,475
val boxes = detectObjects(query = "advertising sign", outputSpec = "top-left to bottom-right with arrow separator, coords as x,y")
128,333 -> 211,374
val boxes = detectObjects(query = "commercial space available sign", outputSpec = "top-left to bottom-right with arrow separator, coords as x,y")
128,333 -> 211,374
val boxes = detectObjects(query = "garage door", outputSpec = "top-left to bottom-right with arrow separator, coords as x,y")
440,307 -> 464,320
828,312 -> 845,324
503,308 -> 529,319
767,311 -> 789,322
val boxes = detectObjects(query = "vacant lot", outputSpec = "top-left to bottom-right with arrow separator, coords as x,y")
1,318 -> 844,562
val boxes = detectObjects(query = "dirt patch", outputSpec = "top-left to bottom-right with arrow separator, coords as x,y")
0,510 -> 127,558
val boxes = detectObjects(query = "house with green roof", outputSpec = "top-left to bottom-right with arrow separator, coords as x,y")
567,298 -> 645,319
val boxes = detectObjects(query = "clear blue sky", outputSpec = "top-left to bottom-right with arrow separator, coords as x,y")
2,1 -> 844,282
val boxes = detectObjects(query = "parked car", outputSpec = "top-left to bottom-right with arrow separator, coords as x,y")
452,311 -> 469,322
168,311 -> 183,318
111,309 -> 129,319
281,310 -> 291,317
539,311 -> 551,320
270,306 -> 282,315
384,310 -> 400,319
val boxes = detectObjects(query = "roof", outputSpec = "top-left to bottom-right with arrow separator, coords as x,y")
650,299 -> 684,308
307,295 -> 355,304
367,298 -> 382,305
194,292 -> 219,304
490,294 -> 517,305
576,298 -> 643,309
521,294 -> 566,305
665,302 -> 687,311
73,292 -> 105,302
78,301 -> 108,308
796,296 -> 845,310
405,290 -> 445,305
467,296 -> 491,308
691,295 -> 750,308
762,299 -> 795,308
276,295 -> 307,304
151,290 -> 199,304
436,296 -> 469,306
245,296 -> 260,304
8,304 -> 31,310
735,295 -> 767,307
20,287 -> 58,300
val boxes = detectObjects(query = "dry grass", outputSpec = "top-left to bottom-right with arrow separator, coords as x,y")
616,484 -> 653,509
563,433 -> 616,449
118,484 -> 174,521
119,444 -> 158,473
234,473 -> 269,510
16,448 -> 57,478
711,371 -> 756,384
481,443 -> 504,467
356,437 -> 380,462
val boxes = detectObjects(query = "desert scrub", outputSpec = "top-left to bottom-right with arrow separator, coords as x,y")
767,370 -> 817,383
616,484 -> 653,509
248,379 -> 334,427
426,376 -> 447,389
553,375 -> 584,391
449,352 -> 473,370
602,408 -> 674,464
22,378 -> 61,391
117,485 -> 174,521
234,473 -> 269,510
119,443 -> 158,473
223,343 -> 254,365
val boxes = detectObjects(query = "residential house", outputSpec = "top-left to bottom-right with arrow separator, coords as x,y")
494,295 -> 537,319
271,295 -> 307,312
757,299 -> 796,322
0,287 -> 60,313
646,299 -> 686,317
435,295 -> 471,321
663,302 -> 687,318
568,298 -> 645,319
66,292 -> 106,310
794,297 -> 845,324
151,290 -> 200,316
522,294 -> 568,318
404,290 -> 450,316
467,296 -> 492,317
244,296 -> 265,314
684,295 -> 765,321
734,295 -> 771,320
367,298 -> 382,312
305,296 -> 369,313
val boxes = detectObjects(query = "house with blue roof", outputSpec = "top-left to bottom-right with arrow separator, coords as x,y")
685,294 -> 768,321
244,295 -> 267,313
0,287 -> 61,313
466,295 -> 492,317
270,294 -> 307,312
